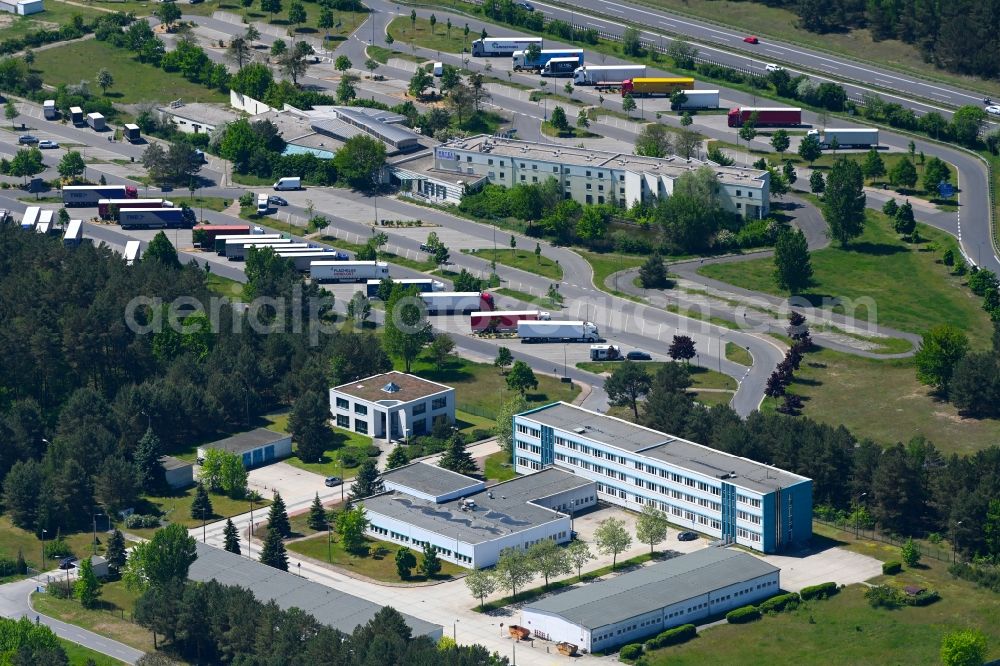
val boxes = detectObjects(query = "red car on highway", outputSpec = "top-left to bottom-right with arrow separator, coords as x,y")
744,35 -> 759,44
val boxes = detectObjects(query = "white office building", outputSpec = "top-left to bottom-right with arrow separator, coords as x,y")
396,134 -> 770,216
521,547 -> 780,652
328,371 -> 455,440
362,464 -> 597,568
513,403 -> 812,554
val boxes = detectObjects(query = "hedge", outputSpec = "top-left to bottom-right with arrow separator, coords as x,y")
726,605 -> 761,624
619,643 -> 643,661
882,560 -> 902,575
904,589 -> 940,606
759,592 -> 800,614
648,624 -> 697,648
800,582 -> 839,600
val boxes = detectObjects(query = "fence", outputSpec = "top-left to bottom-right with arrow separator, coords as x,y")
457,402 -> 498,420
814,518 -> 954,563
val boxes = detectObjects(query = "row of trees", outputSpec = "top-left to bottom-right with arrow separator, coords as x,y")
458,167 -> 754,255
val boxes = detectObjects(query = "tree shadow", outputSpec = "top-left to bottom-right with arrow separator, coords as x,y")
792,377 -> 823,387
845,241 -> 907,256
296,27 -> 318,34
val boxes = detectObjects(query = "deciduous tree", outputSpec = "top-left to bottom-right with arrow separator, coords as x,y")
335,504 -> 369,553
493,547 -> 535,599
464,568 -> 498,609
527,539 -> 570,587
594,517 -> 632,570
74,557 -> 102,608
822,157 -> 867,246
605,362 -> 652,421
770,129 -> 790,155
773,227 -> 813,294
493,393 -> 527,454
566,540 -> 594,580
506,360 -> 538,394
914,324 -> 969,391
668,335 -> 696,363
420,541 -> 441,577
636,504 -> 669,554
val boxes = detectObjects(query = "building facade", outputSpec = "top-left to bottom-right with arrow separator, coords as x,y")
428,135 -> 770,217
521,547 -> 780,652
363,464 -> 597,568
513,403 -> 812,554
329,371 -> 455,440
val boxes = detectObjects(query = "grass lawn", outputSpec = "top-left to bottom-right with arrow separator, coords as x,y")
32,581 -> 153,653
539,120 -> 601,139
467,248 -> 563,280
575,249 -> 648,294
387,16 -> 469,54
320,236 -> 438,272
726,341 -> 753,366
0,516 -> 103,571
453,110 -> 508,135
631,0 -> 1000,99
688,390 -> 734,408
698,212 -> 995,348
127,487 -> 271,539
483,450 -> 516,482
575,361 -> 737,391
60,638 -> 124,665
763,346 -> 1000,455
32,40 -> 230,105
403,354 -> 580,415
455,408 -> 495,440
366,45 -> 428,65
644,525 -> 1000,664
493,287 -> 564,310
281,426 -> 376,478
286,535 -> 465,582
0,1 -> 102,42
181,195 -> 231,212
244,7 -> 367,41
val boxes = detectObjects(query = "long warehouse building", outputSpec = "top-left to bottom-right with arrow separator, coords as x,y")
520,547 -> 780,652
512,403 -> 812,553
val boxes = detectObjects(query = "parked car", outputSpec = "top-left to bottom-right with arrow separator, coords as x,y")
743,35 -> 760,44
268,195 -> 288,206
325,476 -> 343,487
764,63 -> 783,72
517,1 -> 534,10
677,531 -> 699,541
986,105 -> 1000,117
18,134 -> 39,145
626,350 -> 652,361
38,139 -> 59,149
419,243 -> 435,253
59,557 -> 77,570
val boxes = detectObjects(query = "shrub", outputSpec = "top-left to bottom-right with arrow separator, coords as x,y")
365,445 -> 381,458
470,429 -> 493,442
759,592 -> 800,614
800,581 -> 838,600
726,605 -> 761,624
882,560 -> 902,575
47,579 -> 74,599
124,514 -> 162,529
949,561 -> 1000,593
865,584 -> 902,608
43,538 -> 73,559
339,450 -> 360,468
651,624 -> 697,648
904,589 -> 940,606
619,643 -> 643,661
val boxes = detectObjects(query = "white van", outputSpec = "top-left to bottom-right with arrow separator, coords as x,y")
433,62 -> 443,77
273,177 -> 301,191
256,193 -> 269,215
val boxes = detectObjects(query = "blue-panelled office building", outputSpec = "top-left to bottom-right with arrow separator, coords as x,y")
513,403 -> 812,553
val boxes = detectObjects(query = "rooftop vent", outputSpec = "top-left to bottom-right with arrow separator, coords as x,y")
381,382 -> 401,394
573,426 -> 587,434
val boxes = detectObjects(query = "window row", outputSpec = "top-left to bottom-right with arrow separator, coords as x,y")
516,423 -> 540,438
738,495 -> 763,508
737,527 -> 762,542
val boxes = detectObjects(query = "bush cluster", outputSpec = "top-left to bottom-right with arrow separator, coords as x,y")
800,582 -> 839,600
124,514 -> 162,529
949,561 -> 1000,593
759,592 -> 800,614
725,605 -> 761,624
882,560 -> 902,575
646,623 -> 696,649
619,643 -> 643,661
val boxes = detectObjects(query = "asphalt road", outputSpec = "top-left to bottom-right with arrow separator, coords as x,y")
0,576 -> 144,664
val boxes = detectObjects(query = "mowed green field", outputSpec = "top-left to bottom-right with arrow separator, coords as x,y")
31,39 -> 230,104
764,347 -> 1000,455
698,213 -> 994,348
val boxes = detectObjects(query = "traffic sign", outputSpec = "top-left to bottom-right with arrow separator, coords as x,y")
938,181 -> 954,198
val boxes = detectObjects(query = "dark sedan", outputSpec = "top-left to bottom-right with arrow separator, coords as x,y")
677,531 -> 699,541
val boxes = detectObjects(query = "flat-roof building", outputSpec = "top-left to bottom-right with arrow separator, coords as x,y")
411,134 -> 770,216
196,428 -> 292,469
158,102 -> 239,135
159,455 -> 194,489
513,403 -> 812,553
188,543 -> 442,639
329,371 -> 455,440
521,547 -> 780,652
363,466 -> 597,568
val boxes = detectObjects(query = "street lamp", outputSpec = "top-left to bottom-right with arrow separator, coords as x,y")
91,509 -> 105,555
453,619 -> 459,642
718,331 -> 725,372
953,520 -> 963,563
40,528 -> 47,574
563,343 -> 568,378
854,492 -> 867,538
327,525 -> 332,563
